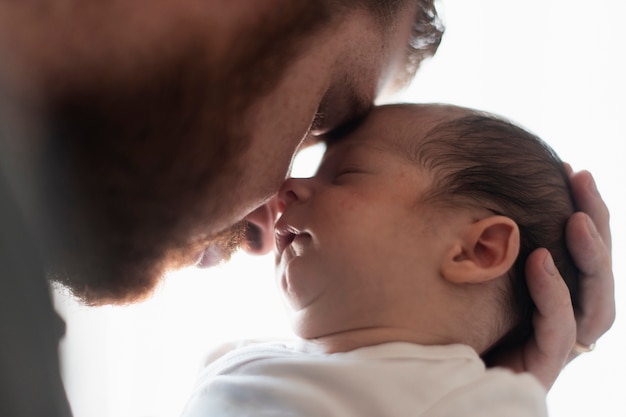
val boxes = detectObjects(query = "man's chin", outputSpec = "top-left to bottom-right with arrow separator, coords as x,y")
50,220 -> 248,305
195,220 -> 248,268
48,256 -> 166,306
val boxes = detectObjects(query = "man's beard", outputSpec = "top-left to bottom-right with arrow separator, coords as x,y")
195,221 -> 248,268
37,50 -> 254,305
28,1 -> 331,305
48,219 -> 248,306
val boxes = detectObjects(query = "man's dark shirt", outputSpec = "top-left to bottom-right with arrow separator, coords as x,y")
0,161 -> 72,416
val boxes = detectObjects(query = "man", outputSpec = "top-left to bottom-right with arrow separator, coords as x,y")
0,0 -> 614,416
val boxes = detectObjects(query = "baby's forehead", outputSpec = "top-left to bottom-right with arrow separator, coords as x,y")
388,103 -> 472,134
323,103 -> 474,157
370,104 -> 473,152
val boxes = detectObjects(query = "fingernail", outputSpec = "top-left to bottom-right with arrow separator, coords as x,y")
543,251 -> 557,276
585,214 -> 600,238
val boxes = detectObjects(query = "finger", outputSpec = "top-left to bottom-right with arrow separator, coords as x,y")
526,249 -> 576,353
569,170 -> 611,251
566,212 -> 611,276
567,169 -> 615,348
524,248 -> 576,389
563,162 -> 573,176
565,212 -> 615,345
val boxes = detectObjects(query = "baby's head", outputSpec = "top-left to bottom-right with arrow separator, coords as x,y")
406,104 -> 579,351
274,103 -> 579,354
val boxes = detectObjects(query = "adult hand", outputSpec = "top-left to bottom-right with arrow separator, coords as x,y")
566,170 -> 614,357
485,169 -> 614,390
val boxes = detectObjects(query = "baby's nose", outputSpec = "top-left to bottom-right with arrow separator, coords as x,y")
277,177 -> 312,208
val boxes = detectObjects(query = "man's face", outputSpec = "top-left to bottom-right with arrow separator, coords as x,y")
211,1 -> 422,243
16,1 -> 425,303
197,1 -> 432,268
273,105 -> 462,339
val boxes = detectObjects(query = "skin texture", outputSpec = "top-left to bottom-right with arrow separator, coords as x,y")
484,170 -> 613,389
267,104 -> 615,388
0,0 -> 614,390
274,104 -> 523,355
0,0 -> 420,303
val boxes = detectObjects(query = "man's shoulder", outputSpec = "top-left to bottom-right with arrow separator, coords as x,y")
0,169 -> 72,417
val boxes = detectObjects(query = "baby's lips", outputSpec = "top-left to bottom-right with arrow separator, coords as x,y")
275,228 -> 296,258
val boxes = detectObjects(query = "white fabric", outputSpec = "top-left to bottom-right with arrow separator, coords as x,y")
181,341 -> 547,417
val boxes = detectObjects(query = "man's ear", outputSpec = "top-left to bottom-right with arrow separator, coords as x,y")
441,216 -> 520,284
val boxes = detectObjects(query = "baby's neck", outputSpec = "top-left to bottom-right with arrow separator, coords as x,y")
293,326 -> 477,355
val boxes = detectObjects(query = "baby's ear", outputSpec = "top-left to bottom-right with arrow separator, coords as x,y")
441,216 -> 520,284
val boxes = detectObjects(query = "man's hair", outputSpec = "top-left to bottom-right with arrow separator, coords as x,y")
413,113 -> 580,353
345,0 -> 444,86
2,0 -> 443,304
22,2 -> 335,304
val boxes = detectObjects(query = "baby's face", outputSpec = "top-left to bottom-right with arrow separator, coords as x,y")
273,104 -> 470,339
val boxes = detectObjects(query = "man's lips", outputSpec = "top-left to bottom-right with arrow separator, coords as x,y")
196,244 -> 222,268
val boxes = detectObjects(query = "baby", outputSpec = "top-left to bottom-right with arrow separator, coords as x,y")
181,103 -> 579,417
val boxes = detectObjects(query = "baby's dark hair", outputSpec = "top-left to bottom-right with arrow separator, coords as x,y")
413,111 -> 580,353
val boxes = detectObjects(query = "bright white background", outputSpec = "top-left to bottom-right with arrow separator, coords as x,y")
54,1 -> 625,416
